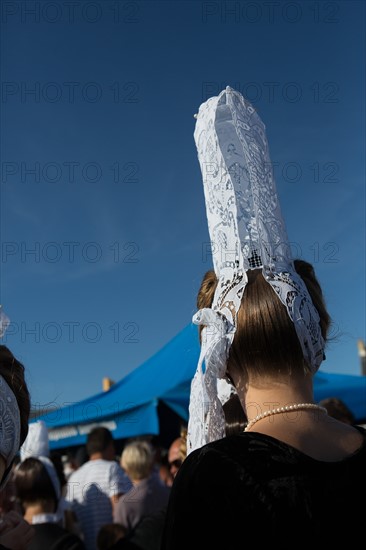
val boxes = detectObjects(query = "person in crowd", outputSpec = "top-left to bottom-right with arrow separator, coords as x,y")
161,87 -> 366,549
18,416 -> 81,538
0,345 -> 35,550
318,396 -> 356,425
113,441 -> 170,533
166,429 -> 186,481
66,427 -> 131,550
166,439 -> 181,480
108,435 -> 187,550
14,456 -> 85,550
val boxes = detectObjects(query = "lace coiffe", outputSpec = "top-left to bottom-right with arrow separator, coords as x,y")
187,87 -> 325,454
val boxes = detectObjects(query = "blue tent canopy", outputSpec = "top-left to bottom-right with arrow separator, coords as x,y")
37,324 -> 200,449
35,323 -> 366,450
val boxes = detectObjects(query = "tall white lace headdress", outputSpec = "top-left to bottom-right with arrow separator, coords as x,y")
187,87 -> 325,454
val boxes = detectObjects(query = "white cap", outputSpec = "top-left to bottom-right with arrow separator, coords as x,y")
20,420 -> 49,461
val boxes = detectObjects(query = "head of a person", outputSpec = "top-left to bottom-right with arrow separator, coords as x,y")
197,260 -> 331,389
318,397 -> 355,425
120,440 -> 154,482
14,457 -> 59,514
86,427 -> 115,461
167,429 -> 186,479
97,523 -> 126,550
0,345 -> 31,490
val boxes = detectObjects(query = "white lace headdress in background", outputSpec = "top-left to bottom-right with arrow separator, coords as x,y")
0,374 -> 21,489
0,306 -> 22,489
187,86 -> 325,454
20,420 -> 50,462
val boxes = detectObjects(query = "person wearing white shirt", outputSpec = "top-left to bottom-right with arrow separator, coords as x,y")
66,428 -> 131,550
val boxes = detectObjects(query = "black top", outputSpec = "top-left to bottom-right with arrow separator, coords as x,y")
28,523 -> 86,550
161,427 -> 366,549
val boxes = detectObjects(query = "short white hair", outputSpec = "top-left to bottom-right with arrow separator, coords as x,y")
121,440 -> 154,480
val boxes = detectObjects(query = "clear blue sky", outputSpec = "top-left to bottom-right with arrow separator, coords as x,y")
1,1 -> 365,411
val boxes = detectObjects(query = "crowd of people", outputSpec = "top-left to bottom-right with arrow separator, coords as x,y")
0,374 -> 188,550
0,343 -> 363,550
1,87 -> 365,549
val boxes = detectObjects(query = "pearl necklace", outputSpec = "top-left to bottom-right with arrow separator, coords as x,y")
244,403 -> 328,432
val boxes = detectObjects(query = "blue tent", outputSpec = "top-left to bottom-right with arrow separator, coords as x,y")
35,323 -> 366,450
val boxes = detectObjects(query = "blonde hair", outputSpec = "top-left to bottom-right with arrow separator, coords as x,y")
121,440 -> 154,481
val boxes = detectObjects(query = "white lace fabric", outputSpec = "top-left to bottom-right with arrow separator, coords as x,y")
0,375 -> 21,469
187,87 -> 325,454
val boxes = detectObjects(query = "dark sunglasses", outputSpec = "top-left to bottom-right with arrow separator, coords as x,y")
169,459 -> 182,469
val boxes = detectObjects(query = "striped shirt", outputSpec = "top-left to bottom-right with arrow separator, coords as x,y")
66,459 -> 131,550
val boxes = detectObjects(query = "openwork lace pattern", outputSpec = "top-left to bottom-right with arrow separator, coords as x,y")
0,376 -> 20,467
187,87 -> 325,454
